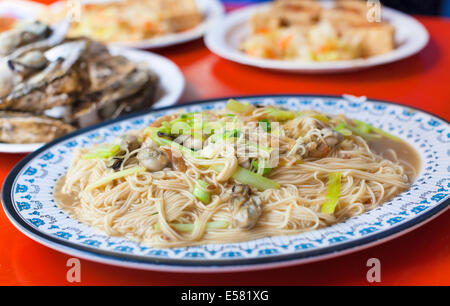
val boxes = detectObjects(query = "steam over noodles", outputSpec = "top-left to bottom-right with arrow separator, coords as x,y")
56,99 -> 419,248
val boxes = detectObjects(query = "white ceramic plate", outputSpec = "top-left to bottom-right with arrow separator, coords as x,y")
0,0 -> 46,22
2,95 -> 449,273
204,3 -> 430,73
0,47 -> 184,154
49,0 -> 225,49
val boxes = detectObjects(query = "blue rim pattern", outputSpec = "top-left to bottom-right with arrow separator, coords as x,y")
2,95 -> 449,269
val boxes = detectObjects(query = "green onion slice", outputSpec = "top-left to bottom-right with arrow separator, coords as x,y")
321,172 -> 342,214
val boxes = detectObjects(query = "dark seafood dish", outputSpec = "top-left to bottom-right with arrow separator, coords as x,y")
0,21 -> 159,144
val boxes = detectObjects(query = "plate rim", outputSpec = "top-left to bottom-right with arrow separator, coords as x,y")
2,94 -> 449,272
204,3 -> 430,73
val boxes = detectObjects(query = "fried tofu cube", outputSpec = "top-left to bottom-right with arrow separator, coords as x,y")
273,0 -> 322,27
342,23 -> 395,57
156,0 -> 202,33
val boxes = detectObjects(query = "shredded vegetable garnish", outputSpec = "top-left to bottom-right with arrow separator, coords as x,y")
150,131 -> 197,158
85,167 -> 146,191
82,144 -> 121,160
252,159 -> 272,176
353,120 -> 402,142
321,172 -> 342,214
312,114 -> 330,123
57,100 -> 416,248
334,122 -> 352,136
212,164 -> 280,190
259,119 -> 272,132
264,108 -> 295,121
171,121 -> 191,135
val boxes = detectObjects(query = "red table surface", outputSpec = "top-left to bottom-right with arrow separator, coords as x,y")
0,2 -> 449,286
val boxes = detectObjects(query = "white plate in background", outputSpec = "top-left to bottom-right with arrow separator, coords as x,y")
205,3 -> 429,73
49,0 -> 225,49
0,0 -> 46,22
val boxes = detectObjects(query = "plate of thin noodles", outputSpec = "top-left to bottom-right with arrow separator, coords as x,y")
2,95 -> 449,272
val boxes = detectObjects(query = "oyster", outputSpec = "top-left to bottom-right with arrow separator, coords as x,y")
7,50 -> 49,79
0,21 -> 52,57
0,111 -> 75,143
0,40 -> 89,112
0,61 -> 16,98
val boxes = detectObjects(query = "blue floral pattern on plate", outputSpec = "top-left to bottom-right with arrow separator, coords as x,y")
2,95 -> 449,272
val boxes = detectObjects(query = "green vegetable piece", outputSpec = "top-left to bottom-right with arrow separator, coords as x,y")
226,99 -> 255,113
171,121 -> 191,135
259,119 -> 272,132
211,164 -> 279,190
251,160 -> 272,175
82,144 -> 121,160
334,122 -> 352,137
151,131 -> 278,190
352,120 -> 402,142
85,167 -> 146,191
193,179 -> 211,204
154,221 -> 229,232
312,114 -> 330,123
150,132 -> 197,158
264,108 -> 295,121
321,172 -> 342,214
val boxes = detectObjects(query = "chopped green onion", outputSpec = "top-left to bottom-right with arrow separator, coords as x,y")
209,129 -> 240,143
354,120 -> 371,134
259,119 -> 272,132
226,99 -> 255,113
150,132 -> 197,158
151,132 -> 278,190
321,172 -> 342,214
352,120 -> 402,142
312,114 -> 330,123
193,179 -> 211,204
223,129 -> 241,138
85,167 -> 146,191
232,166 -> 279,190
212,164 -> 279,190
251,160 -> 272,176
248,143 -> 272,154
154,221 -> 229,232
171,121 -> 191,135
336,120 -> 376,141
82,144 -> 121,160
334,122 -> 352,137
264,108 -> 295,121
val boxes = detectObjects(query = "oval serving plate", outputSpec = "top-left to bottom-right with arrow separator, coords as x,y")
2,95 -> 449,273
49,0 -> 225,49
0,47 -> 184,154
204,2 -> 429,73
